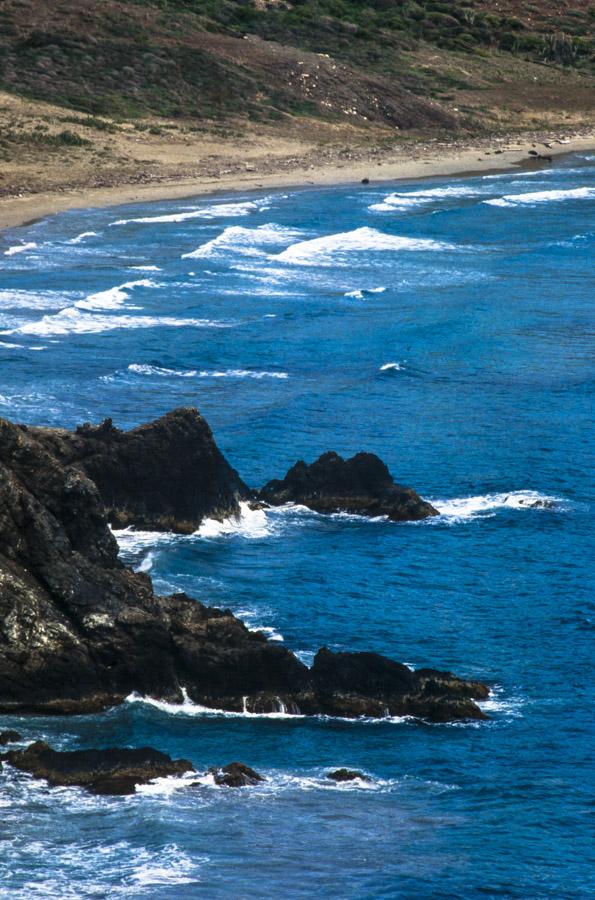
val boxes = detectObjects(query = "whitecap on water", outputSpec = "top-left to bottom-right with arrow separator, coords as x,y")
182,223 -> 303,260
429,490 -> 563,523
128,363 -> 196,378
4,241 -> 37,256
67,231 -> 98,244
344,286 -> 386,299
3,308 -> 230,337
75,278 -> 159,311
0,289 -> 78,310
275,227 -> 457,265
112,196 -> 274,226
127,363 -> 288,380
379,361 -> 404,372
485,186 -> 595,208
369,185 -> 482,212
1,837 -> 205,897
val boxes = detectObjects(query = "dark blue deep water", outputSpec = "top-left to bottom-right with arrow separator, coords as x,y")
0,156 -> 594,898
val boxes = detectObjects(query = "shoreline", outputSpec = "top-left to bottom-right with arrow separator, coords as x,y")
1,131 -> 594,232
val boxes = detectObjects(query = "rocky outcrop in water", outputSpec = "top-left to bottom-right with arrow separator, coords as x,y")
30,407 -> 249,533
3,741 -> 193,795
326,769 -> 371,783
0,410 -> 486,721
209,762 -> 264,787
259,451 -> 438,521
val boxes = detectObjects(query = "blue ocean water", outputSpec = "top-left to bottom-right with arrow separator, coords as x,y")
0,156 -> 594,898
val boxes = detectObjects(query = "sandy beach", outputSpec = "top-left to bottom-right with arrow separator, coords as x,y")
2,131 -> 594,233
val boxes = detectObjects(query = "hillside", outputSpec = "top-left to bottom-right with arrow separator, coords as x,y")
0,0 -> 594,202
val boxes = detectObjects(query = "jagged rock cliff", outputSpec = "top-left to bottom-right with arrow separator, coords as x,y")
30,407 -> 249,533
0,409 -> 486,721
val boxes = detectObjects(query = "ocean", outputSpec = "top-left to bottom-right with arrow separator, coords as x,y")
0,154 -> 594,898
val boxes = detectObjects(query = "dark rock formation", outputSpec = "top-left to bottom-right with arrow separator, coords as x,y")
516,497 -> 555,509
287,648 -> 488,721
0,729 -> 21,745
0,410 -> 487,722
259,451 -> 438,521
209,762 -> 264,787
0,412 -> 306,714
30,407 -> 249,533
3,741 -> 193,795
326,769 -> 371,783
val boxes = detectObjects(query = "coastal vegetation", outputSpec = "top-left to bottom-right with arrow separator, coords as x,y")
0,0 -> 593,200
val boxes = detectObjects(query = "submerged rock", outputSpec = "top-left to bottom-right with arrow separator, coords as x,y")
259,451 -> 438,521
0,729 -> 21,745
0,409 -> 487,722
326,768 -> 371,783
209,762 -> 264,787
4,742 -> 193,795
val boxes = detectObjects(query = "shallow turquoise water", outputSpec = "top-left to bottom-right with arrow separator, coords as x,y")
0,155 -> 594,898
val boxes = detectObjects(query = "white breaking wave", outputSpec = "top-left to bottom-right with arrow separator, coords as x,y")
182,223 -> 302,259
126,689 -> 304,720
344,286 -> 386,299
276,227 -> 456,265
380,361 -> 404,372
75,279 -> 159,311
370,185 -> 481,212
112,526 -> 181,554
485,186 -> 595,208
199,369 -> 288,380
4,242 -> 37,256
129,264 -> 162,272
430,490 -> 562,522
0,340 -> 21,349
4,309 -> 228,337
68,231 -> 98,244
112,197 -> 273,226
128,363 -> 196,378
197,502 -> 271,539
125,690 -> 420,726
113,502 -> 275,552
127,363 -> 288,380
477,685 -> 524,719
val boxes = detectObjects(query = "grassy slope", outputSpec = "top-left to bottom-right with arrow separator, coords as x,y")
0,0 -> 593,197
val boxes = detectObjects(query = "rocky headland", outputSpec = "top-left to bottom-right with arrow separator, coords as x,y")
0,408 -> 487,722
